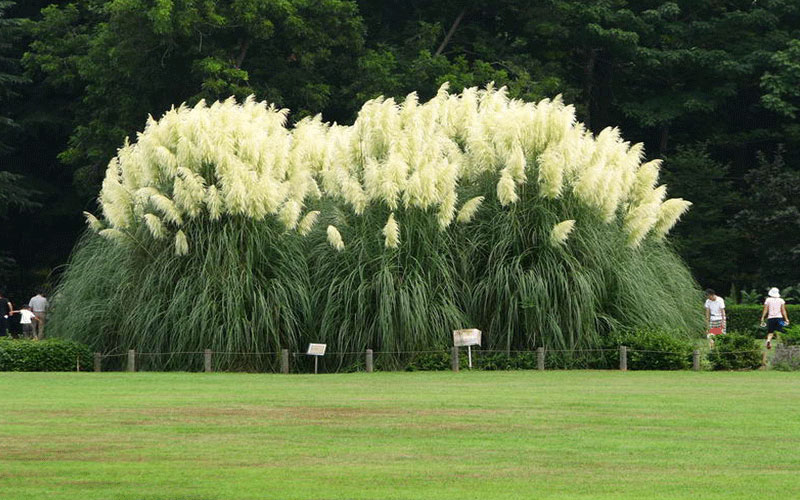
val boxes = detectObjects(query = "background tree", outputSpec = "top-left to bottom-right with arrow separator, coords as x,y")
0,0 -> 798,300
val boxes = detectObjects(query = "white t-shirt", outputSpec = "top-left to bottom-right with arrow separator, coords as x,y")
765,297 -> 785,319
705,297 -> 726,321
19,309 -> 37,325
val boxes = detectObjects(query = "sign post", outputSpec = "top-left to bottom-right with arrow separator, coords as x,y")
452,329 -> 482,369
306,343 -> 327,374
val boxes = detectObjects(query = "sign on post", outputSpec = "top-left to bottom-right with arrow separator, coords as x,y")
306,343 -> 327,374
453,329 -> 481,369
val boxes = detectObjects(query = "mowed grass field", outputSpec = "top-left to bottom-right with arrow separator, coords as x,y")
1,371 -> 799,500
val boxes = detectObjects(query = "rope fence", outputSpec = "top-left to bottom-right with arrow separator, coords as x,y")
89,344 -> 772,374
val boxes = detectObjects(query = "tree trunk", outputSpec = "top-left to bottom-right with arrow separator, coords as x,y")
435,9 -> 466,56
583,48 -> 598,130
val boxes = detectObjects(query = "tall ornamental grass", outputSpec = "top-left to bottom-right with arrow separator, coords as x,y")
50,85 -> 702,370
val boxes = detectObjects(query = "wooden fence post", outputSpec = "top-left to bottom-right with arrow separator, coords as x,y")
693,349 -> 700,371
94,352 -> 101,372
537,347 -> 545,371
451,346 -> 459,372
281,349 -> 289,374
127,349 -> 135,372
204,349 -> 212,373
366,349 -> 374,373
619,346 -> 627,372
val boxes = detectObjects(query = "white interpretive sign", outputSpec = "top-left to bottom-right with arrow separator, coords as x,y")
453,329 -> 482,369
307,343 -> 327,356
306,343 -> 327,374
453,329 -> 482,347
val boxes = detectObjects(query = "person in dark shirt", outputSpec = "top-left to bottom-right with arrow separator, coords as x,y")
0,290 -> 12,337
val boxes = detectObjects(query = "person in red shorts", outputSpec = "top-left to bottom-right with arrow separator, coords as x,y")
704,289 -> 726,347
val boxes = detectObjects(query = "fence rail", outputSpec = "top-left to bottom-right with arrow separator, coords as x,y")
89,345 -> 770,374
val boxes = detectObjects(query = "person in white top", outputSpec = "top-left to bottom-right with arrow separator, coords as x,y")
11,304 -> 40,340
760,287 -> 790,350
704,289 -> 726,347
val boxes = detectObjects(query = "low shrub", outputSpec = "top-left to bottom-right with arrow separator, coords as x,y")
708,334 -> 762,370
604,329 -> 694,370
0,339 -> 93,372
479,352 -> 539,370
771,345 -> 800,371
778,325 -> 800,346
404,351 -> 452,371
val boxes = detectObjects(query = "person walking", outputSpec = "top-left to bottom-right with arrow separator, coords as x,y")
0,291 -> 12,337
29,290 -> 49,340
761,287 -> 790,350
11,304 -> 40,340
704,289 -> 726,347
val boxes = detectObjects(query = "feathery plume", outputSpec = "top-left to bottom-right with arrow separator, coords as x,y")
174,230 -> 189,256
298,210 -> 320,236
83,212 -> 104,232
653,198 -> 692,238
144,213 -> 167,240
550,220 -> 576,247
382,213 -> 400,249
327,225 -> 345,251
456,196 -> 484,223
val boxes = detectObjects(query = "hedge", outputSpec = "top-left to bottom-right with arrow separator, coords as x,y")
0,339 -> 93,371
400,329 -> 696,371
725,304 -> 800,337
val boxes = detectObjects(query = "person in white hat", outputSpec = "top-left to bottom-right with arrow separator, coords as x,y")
760,287 -> 790,349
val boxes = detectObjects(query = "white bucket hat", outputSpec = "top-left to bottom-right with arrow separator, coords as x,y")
768,287 -> 781,298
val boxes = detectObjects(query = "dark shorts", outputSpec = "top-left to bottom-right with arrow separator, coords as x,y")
767,318 -> 785,334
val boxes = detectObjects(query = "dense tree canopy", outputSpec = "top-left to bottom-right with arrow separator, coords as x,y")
1,0 -> 799,301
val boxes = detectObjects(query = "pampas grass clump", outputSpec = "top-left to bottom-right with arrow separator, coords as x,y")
50,84 -> 701,370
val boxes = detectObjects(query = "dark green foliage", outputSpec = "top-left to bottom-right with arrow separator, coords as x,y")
605,329 -> 694,371
733,148 -> 800,286
708,334 -> 762,371
477,352 -> 538,371
0,338 -> 91,371
779,325 -> 800,347
725,305 -> 800,337
725,305 -> 767,336
403,351 -> 453,372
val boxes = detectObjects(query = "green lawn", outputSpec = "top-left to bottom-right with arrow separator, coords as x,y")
1,371 -> 799,500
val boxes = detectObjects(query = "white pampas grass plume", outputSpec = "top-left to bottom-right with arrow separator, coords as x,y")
497,170 -> 519,206
174,229 -> 189,256
653,198 -> 692,238
327,225 -> 345,251
382,213 -> 400,249
83,212 -> 104,232
631,160 -> 661,204
298,210 -> 320,236
205,185 -> 223,221
624,203 -> 660,248
279,199 -> 302,229
150,193 -> 183,225
506,143 -> 527,182
550,220 -> 575,247
143,213 -> 166,240
537,147 -> 565,198
99,228 -> 127,243
456,196 -> 484,223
